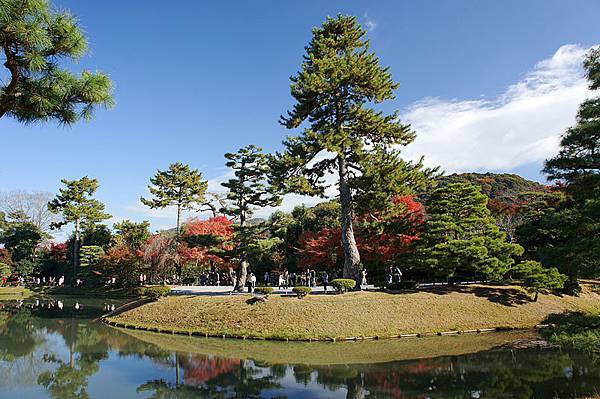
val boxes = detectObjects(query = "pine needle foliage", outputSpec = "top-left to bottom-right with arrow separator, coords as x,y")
0,0 -> 113,124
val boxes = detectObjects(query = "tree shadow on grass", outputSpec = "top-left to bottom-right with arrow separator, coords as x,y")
420,284 -> 532,307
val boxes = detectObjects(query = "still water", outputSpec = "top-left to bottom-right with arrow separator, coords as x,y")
0,297 -> 599,399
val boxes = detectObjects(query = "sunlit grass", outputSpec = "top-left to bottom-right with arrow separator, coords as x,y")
107,283 -> 600,341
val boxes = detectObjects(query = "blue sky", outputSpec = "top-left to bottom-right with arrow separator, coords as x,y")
1,0 -> 599,233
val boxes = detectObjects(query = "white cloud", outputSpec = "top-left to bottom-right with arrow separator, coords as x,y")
364,13 -> 377,32
108,44 -> 595,232
401,44 -> 592,173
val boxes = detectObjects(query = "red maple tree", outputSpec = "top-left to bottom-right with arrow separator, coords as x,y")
179,216 -> 235,269
297,195 -> 425,269
182,216 -> 234,238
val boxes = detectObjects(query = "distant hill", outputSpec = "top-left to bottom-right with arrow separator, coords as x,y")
438,173 -> 548,204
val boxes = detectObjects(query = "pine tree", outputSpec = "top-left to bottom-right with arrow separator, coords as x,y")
0,0 -> 113,123
537,47 -> 600,283
273,15 -> 431,285
513,261 -> 567,302
544,46 -> 600,201
48,177 -> 111,280
113,220 -> 151,250
221,145 -> 280,290
0,218 -> 44,262
411,183 -> 523,280
141,163 -> 208,235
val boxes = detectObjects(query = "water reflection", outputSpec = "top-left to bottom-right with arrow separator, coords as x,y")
0,298 -> 599,399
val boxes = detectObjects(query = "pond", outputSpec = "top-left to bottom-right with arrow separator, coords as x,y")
0,297 -> 599,399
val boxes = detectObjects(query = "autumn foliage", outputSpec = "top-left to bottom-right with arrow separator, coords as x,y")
297,196 -> 425,269
47,242 -> 69,263
182,216 -> 234,238
179,216 -> 235,269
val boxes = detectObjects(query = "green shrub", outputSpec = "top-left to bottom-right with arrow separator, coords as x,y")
254,286 -> 274,296
387,280 -> 418,290
292,286 -> 312,298
542,312 -> 600,355
137,285 -> 171,301
330,278 -> 356,293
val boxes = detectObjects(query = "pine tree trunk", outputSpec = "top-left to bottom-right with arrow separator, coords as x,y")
235,214 -> 249,291
236,258 -> 249,291
176,204 -> 181,236
338,155 -> 362,286
346,372 -> 366,399
73,218 -> 81,283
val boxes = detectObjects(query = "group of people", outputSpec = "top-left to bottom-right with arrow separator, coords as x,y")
31,275 -> 65,287
262,269 -> 325,289
198,271 -> 225,286
385,266 -> 403,284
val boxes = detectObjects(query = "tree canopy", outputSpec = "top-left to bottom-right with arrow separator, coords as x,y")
407,183 -> 524,280
0,0 -> 113,124
517,46 -> 600,284
273,15 -> 434,284
141,163 -> 208,235
543,46 -> 600,201
48,176 -> 110,277
221,145 -> 280,290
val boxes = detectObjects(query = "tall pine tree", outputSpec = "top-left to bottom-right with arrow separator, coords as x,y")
48,177 -> 111,279
141,163 -> 208,236
544,46 -> 600,201
221,145 -> 280,291
536,47 -> 600,282
273,15 -> 431,284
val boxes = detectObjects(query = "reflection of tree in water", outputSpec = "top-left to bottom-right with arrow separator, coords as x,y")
180,353 -> 241,385
139,348 -> 600,399
38,353 -> 99,399
36,316 -> 109,399
0,308 -> 38,360
313,365 -> 367,399
139,357 -> 283,399
342,349 -> 600,399
3,303 -> 600,399
0,308 -> 51,389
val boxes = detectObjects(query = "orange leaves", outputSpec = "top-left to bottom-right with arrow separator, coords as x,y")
182,216 -> 234,238
297,195 -> 425,269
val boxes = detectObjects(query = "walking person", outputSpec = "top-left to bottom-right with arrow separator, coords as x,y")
322,271 -> 329,293
283,269 -> 289,289
361,269 -> 368,287
248,272 -> 257,293
278,273 -> 286,289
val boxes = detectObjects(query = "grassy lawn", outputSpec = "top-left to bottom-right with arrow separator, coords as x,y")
107,283 -> 600,341
0,286 -> 33,300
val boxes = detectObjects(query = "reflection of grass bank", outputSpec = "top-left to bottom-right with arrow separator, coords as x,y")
117,327 -> 539,365
0,286 -> 32,300
31,286 -> 139,298
107,283 -> 600,341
